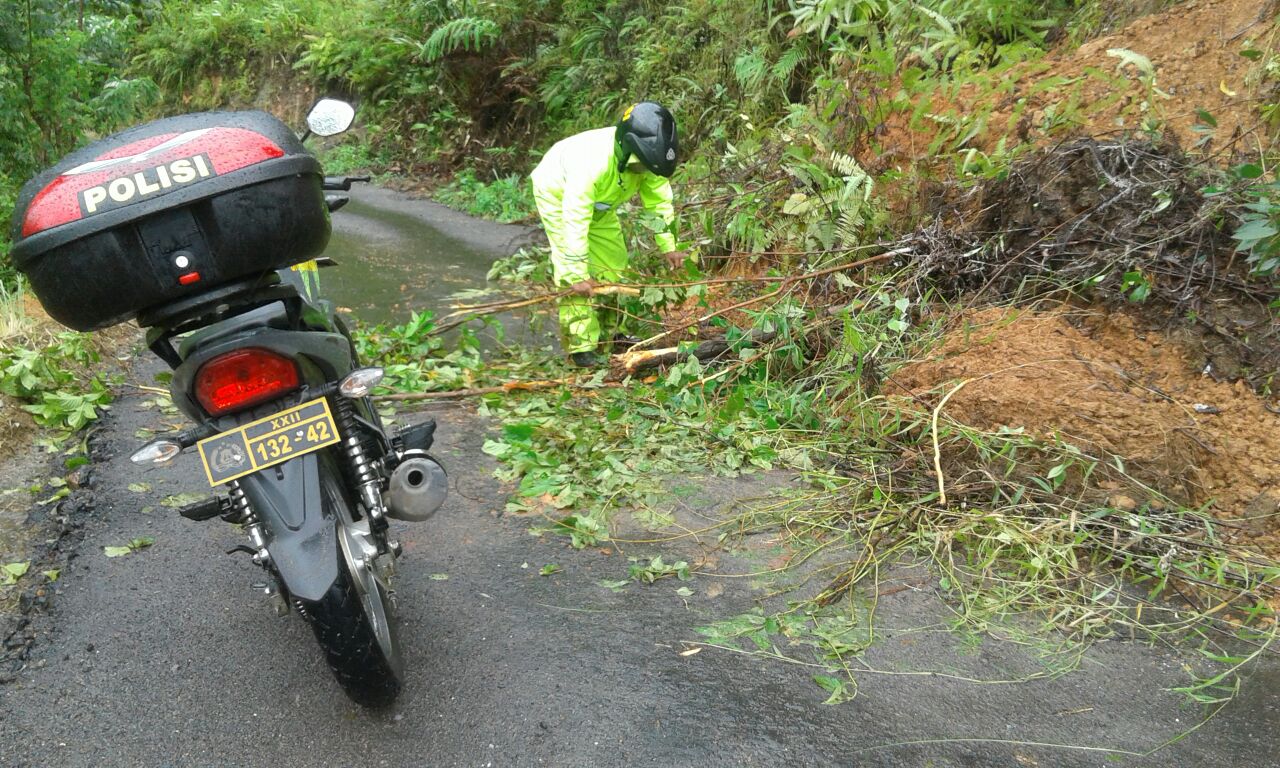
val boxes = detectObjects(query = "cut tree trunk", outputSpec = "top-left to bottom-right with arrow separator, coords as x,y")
609,329 -> 776,378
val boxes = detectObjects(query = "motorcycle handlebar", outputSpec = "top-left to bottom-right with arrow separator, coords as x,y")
321,175 -> 371,191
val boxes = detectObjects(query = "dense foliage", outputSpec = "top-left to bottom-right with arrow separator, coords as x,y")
122,0 -> 1095,253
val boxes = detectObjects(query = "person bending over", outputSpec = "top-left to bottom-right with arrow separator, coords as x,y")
530,101 -> 684,367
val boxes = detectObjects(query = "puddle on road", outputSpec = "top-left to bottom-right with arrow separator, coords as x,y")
321,193 -> 553,349
323,197 -> 495,326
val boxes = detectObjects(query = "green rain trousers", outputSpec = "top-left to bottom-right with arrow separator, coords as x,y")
530,127 -> 677,354
281,259 -> 321,302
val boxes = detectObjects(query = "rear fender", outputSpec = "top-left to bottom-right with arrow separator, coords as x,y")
238,450 -> 344,602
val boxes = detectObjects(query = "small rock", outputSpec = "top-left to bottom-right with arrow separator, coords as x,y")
85,643 -> 95,653
66,467 -> 94,490
1109,494 -> 1139,512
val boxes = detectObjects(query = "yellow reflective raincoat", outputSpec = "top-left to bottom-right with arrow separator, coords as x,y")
530,126 -> 677,353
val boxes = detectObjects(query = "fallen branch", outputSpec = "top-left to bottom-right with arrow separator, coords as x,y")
446,285 -> 639,315
932,379 -> 971,507
434,247 -> 908,337
433,286 -> 640,335
373,377 -> 622,402
610,329 -> 777,377
630,249 -> 903,351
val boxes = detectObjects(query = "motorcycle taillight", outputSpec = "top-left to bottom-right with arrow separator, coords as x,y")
194,348 -> 301,416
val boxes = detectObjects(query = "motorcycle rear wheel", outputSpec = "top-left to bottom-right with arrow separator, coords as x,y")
303,469 -> 404,707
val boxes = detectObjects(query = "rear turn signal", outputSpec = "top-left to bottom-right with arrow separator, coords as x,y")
195,348 -> 300,416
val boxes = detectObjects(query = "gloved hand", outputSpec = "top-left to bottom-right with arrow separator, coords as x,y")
569,279 -> 596,296
663,250 -> 687,270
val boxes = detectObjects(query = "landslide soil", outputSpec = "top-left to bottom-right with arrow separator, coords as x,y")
871,0 -> 1278,173
893,305 -> 1280,557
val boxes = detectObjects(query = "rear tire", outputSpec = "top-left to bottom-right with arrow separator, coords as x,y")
303,462 -> 404,708
305,540 -> 404,707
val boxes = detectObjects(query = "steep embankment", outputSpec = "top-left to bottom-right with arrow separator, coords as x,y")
872,0 -> 1277,175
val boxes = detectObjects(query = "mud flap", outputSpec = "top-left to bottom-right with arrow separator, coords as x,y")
237,451 -> 339,602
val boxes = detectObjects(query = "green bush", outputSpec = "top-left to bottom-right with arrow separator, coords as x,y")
433,169 -> 535,223
0,331 -> 112,431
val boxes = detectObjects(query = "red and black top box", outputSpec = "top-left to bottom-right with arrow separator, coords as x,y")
9,111 -> 331,331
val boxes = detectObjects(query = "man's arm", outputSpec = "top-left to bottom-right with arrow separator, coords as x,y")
639,174 -> 678,254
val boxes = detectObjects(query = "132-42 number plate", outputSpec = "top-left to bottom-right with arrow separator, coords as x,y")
197,398 -> 341,487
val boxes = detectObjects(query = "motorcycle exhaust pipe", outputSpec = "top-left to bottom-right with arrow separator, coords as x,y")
385,451 -> 447,522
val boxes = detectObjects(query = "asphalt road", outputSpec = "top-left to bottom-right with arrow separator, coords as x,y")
2,363 -> 1280,768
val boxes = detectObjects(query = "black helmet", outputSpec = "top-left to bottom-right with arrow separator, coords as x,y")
615,101 -> 679,177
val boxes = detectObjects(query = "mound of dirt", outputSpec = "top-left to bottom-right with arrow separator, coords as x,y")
871,0 -> 1277,167
892,305 -> 1280,556
998,0 -> 1275,151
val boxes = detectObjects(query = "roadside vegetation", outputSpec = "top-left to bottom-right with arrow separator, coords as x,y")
3,0 -> 1280,731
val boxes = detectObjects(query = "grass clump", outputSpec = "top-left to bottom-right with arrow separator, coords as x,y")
433,168 -> 535,223
0,285 -> 113,432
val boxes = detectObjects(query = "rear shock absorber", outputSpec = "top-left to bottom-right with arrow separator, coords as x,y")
331,395 -> 388,530
228,480 -> 271,567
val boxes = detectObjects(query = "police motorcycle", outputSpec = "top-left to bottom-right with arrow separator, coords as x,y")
9,100 -> 446,707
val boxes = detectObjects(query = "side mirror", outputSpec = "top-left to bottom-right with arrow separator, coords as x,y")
305,99 -> 355,138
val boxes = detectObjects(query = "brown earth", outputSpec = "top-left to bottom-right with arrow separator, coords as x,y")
892,304 -> 1280,556
871,0 -> 1278,171
1021,0 -> 1276,150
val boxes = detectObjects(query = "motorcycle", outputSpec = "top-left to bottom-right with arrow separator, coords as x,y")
8,99 -> 445,707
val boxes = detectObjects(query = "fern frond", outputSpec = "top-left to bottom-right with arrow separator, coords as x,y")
836,208 -> 866,246
770,44 -> 808,83
733,49 -> 768,91
420,16 -> 498,63
827,151 -> 865,179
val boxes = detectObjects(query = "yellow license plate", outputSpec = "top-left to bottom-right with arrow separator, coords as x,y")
196,397 -> 341,487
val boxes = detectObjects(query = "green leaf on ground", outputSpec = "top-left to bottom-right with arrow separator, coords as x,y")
539,563 -> 562,576
36,488 -> 70,506
428,573 -> 449,580
105,537 -> 155,558
813,674 -> 856,705
598,579 -> 630,592
2,562 -> 31,585
127,482 -> 151,493
160,492 -> 205,508
676,586 -> 695,597
42,569 -> 60,582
